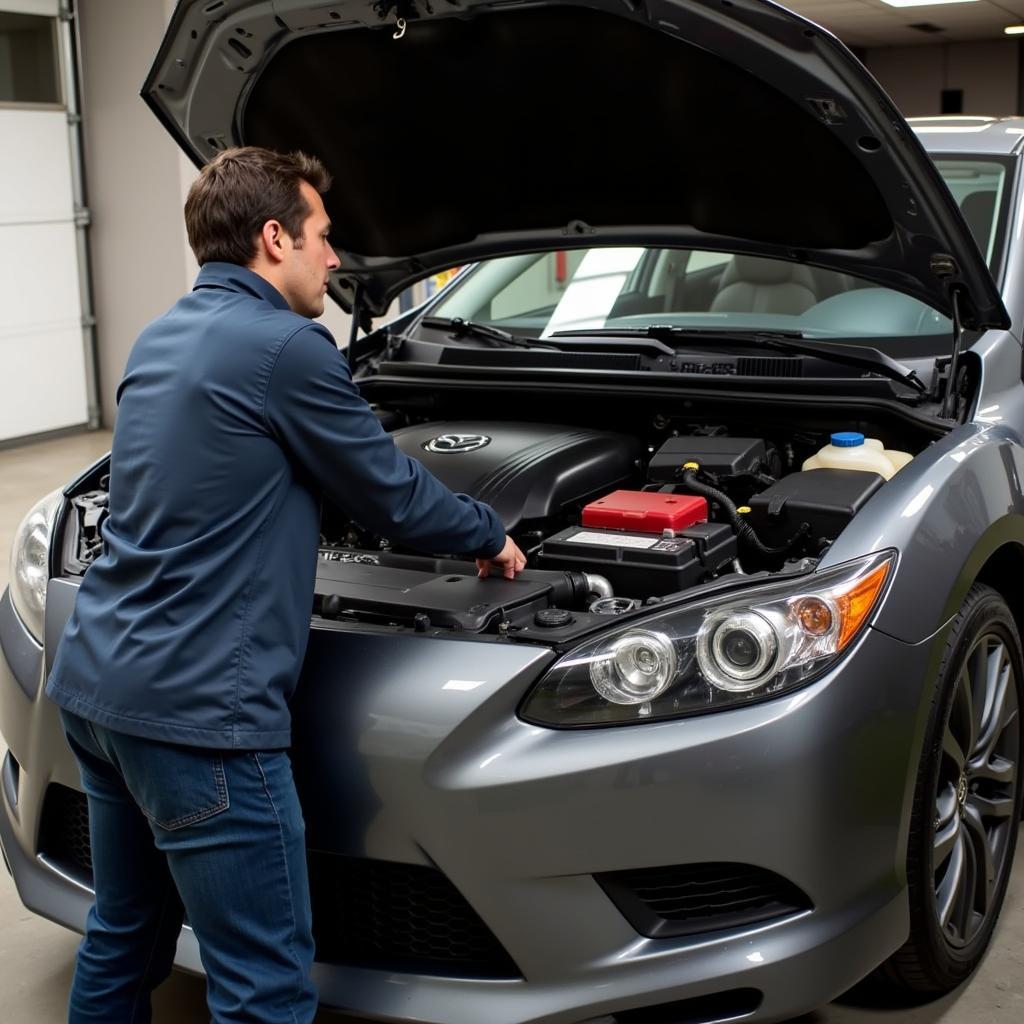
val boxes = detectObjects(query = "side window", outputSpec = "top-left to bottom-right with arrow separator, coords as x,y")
0,12 -> 62,106
934,160 -> 1006,268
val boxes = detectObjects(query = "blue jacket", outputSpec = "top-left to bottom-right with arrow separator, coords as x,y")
46,263 -> 505,748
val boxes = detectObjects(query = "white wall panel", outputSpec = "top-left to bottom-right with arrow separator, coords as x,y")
0,109 -> 73,223
0,220 -> 81,327
0,1 -> 58,16
0,106 -> 86,440
0,327 -> 87,438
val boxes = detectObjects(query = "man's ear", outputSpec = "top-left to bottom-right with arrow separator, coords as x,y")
258,219 -> 287,265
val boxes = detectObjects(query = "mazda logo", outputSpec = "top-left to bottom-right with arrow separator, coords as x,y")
423,433 -> 492,454
957,775 -> 968,807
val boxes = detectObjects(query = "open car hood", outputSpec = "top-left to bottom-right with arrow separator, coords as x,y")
145,0 -> 1009,328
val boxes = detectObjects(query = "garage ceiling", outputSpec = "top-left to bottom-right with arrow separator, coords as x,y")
786,0 -> 1024,46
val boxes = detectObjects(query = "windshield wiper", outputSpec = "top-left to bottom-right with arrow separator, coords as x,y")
420,316 -> 561,350
551,326 -> 927,395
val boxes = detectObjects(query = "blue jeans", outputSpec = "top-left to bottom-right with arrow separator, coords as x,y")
59,709 -> 318,1024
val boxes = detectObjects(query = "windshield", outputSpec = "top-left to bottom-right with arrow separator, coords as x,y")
427,158 -> 1007,343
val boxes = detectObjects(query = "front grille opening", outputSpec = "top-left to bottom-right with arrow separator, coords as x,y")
308,851 -> 520,978
614,987 -> 763,1023
38,783 -> 93,883
596,862 -> 812,939
39,788 -> 520,978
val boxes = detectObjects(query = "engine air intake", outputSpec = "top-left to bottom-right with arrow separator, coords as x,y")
308,851 -> 520,978
596,861 -> 812,938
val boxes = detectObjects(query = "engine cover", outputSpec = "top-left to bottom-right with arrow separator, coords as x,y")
392,422 -> 643,529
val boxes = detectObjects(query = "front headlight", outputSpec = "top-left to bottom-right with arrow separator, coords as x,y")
520,551 -> 893,727
8,488 -> 64,642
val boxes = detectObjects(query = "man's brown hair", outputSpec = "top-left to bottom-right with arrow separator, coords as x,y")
184,147 -> 332,266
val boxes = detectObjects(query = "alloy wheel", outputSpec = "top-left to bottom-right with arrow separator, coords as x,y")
932,631 -> 1020,949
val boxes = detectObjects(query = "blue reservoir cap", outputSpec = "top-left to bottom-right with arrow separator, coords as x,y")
831,431 -> 865,448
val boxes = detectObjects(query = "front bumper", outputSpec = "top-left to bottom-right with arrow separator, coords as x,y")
1,583 -> 937,1024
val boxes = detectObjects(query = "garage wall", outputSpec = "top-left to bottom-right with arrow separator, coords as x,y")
0,0 -> 91,443
76,0 -> 196,429
77,0 -> 356,429
864,41 -> 1019,118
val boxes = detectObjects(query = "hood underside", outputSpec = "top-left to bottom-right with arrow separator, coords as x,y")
145,0 -> 1008,329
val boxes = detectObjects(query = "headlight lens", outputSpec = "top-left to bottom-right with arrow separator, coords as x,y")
520,551 -> 893,727
8,488 -> 64,642
701,610 -> 780,691
590,630 -> 677,705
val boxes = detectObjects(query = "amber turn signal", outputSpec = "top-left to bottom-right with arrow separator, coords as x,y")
835,561 -> 891,650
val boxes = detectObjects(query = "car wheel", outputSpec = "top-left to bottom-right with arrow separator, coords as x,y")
882,583 -> 1023,994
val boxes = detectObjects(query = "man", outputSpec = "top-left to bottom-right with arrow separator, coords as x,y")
46,146 -> 526,1024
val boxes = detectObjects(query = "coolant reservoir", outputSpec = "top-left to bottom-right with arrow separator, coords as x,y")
802,432 -> 911,480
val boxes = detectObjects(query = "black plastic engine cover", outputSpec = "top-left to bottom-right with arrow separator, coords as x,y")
391,422 -> 643,529
648,436 -> 768,482
746,469 -> 884,547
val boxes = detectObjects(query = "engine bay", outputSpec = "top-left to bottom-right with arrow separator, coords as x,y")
311,419 -> 908,639
61,417 -> 920,643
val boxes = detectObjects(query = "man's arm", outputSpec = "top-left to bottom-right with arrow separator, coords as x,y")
264,323 -> 509,560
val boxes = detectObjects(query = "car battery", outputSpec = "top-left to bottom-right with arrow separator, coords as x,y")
581,490 -> 708,533
538,522 -> 737,598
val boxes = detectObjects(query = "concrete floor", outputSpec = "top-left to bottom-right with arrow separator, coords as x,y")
1,430 -> 1022,1023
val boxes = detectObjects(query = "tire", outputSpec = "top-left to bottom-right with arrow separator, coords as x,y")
881,583 -> 1024,994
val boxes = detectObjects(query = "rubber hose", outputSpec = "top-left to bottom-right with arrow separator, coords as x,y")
677,468 -> 808,557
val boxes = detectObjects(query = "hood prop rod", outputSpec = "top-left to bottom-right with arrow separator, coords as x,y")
941,289 -> 965,420
347,283 -> 364,373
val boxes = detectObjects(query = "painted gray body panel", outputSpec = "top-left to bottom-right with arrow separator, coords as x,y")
0,588 -> 41,699
3,590 -> 937,1022
821,332 -> 1024,641
911,118 -> 1024,156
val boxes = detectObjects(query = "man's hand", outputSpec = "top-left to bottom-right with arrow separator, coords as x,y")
477,535 -> 527,580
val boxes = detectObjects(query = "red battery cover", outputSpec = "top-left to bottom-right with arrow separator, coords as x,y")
581,490 -> 708,533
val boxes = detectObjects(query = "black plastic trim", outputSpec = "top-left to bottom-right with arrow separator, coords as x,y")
44,579 -> 81,674
372,362 -> 902,397
596,862 -> 812,939
358,373 -> 951,436
2,750 -> 20,818
614,988 -> 763,1024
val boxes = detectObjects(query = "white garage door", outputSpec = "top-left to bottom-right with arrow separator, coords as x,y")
0,0 -> 90,443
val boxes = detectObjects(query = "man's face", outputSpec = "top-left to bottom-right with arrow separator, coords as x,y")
280,181 -> 341,318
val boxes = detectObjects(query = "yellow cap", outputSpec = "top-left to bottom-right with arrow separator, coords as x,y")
682,461 -> 700,471
737,506 -> 751,514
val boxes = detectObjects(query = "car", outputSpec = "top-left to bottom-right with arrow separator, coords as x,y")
2,1 -> 1023,1022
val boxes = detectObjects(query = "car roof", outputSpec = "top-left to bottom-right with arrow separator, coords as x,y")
910,117 -> 1024,156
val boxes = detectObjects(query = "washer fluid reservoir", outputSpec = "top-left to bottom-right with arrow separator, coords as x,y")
802,432 -> 911,480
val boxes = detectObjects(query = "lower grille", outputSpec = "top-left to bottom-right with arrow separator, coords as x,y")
596,862 -> 812,939
615,988 -> 763,1023
308,851 -> 520,977
38,783 -> 93,881
38,786 -> 518,978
